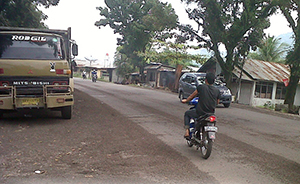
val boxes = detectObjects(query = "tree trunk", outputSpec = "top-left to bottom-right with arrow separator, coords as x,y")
284,66 -> 300,114
174,64 -> 183,92
139,66 -> 145,83
213,45 -> 234,90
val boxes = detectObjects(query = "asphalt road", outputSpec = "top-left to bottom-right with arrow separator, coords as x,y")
1,78 -> 300,184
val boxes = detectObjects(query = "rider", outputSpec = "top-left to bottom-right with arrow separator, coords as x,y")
181,72 -> 221,138
91,69 -> 97,77
82,70 -> 86,79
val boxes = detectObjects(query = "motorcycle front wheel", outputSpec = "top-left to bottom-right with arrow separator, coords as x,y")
186,139 -> 193,147
199,130 -> 213,159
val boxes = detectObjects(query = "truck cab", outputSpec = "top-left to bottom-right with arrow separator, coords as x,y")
0,27 -> 78,119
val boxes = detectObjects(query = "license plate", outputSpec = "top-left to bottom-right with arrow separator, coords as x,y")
204,126 -> 218,132
22,98 -> 39,105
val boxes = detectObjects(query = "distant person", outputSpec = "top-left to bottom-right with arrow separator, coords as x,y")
82,70 -> 86,79
91,69 -> 97,82
91,69 -> 97,76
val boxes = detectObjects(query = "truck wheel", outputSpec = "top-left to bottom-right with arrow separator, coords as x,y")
0,110 -> 3,119
61,106 -> 72,119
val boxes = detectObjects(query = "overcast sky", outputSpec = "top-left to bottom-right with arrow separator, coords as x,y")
40,0 -> 292,65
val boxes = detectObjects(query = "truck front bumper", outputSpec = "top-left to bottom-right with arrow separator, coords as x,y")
0,85 -> 74,110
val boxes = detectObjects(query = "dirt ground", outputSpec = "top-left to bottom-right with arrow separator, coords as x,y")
0,89 -> 217,184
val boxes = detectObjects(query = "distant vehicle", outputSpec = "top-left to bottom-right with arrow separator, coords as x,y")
178,73 -> 232,108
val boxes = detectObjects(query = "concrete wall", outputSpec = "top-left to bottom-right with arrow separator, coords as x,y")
111,69 -> 124,83
251,98 -> 285,107
232,80 -> 287,107
239,81 -> 253,105
249,81 -> 285,107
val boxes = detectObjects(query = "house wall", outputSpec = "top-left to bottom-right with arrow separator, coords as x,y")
111,69 -> 124,83
146,70 -> 157,87
232,80 -> 287,107
251,97 -> 285,107
239,81 -> 253,105
230,80 -> 253,105
251,82 -> 285,107
158,71 -> 176,90
147,70 -> 156,81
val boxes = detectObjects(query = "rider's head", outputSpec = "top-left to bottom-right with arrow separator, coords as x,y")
205,73 -> 215,85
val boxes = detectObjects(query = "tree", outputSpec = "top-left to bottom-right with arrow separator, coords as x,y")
138,39 -> 207,68
248,35 -> 289,63
0,0 -> 59,28
114,46 -> 137,82
274,0 -> 300,112
179,0 -> 276,88
95,0 -> 178,81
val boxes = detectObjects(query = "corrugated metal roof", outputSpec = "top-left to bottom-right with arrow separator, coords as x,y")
232,67 -> 252,81
144,64 -> 161,70
237,59 -> 290,82
144,63 -> 175,71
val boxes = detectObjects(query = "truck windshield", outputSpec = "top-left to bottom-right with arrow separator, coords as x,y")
0,33 -> 65,60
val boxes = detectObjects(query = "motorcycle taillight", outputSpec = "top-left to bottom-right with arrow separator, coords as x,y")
209,116 -> 216,122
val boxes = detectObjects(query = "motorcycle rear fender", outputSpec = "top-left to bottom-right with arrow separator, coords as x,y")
208,132 -> 216,140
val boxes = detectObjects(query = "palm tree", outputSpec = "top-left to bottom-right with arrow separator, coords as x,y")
248,35 -> 289,63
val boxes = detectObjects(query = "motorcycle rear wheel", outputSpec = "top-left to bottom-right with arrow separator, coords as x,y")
199,131 -> 213,159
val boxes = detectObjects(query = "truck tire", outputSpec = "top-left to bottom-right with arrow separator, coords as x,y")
0,110 -> 3,119
61,106 -> 72,119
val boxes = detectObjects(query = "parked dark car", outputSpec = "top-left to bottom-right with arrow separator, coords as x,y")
178,72 -> 232,108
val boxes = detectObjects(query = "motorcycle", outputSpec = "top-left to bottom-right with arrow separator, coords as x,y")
92,73 -> 97,82
186,97 -> 218,159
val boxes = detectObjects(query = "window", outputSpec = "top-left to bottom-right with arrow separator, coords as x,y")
275,83 -> 286,100
255,81 -> 273,99
0,34 -> 65,60
190,77 -> 196,84
182,75 -> 191,83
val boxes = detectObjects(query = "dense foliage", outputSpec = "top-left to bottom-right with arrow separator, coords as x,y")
179,0 -> 276,87
0,0 -> 59,28
138,40 -> 207,68
248,35 -> 289,63
274,0 -> 300,110
95,0 -> 178,81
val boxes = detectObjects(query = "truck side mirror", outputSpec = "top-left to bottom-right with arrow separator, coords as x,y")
72,44 -> 78,56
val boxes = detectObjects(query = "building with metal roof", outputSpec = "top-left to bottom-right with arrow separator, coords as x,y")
199,58 -> 300,108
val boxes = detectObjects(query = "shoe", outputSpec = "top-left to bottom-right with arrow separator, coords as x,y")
184,135 -> 190,139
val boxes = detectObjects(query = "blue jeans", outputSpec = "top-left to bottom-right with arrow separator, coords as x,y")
184,108 -> 199,129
